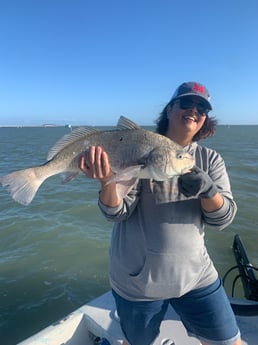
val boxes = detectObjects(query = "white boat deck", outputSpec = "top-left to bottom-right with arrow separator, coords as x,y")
19,291 -> 258,345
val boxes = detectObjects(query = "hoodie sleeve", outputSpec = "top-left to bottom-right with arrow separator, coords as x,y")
98,180 -> 141,222
199,146 -> 237,230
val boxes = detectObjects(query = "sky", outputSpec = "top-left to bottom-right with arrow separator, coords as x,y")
0,0 -> 257,126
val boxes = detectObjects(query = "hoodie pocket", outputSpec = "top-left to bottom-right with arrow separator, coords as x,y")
126,248 -> 208,299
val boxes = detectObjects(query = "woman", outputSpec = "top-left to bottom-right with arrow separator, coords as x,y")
79,82 -> 242,345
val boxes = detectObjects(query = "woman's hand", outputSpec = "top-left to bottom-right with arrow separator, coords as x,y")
79,146 -> 121,207
79,146 -> 113,183
178,166 -> 224,212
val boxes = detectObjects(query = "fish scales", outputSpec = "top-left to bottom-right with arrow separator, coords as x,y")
0,116 -> 195,205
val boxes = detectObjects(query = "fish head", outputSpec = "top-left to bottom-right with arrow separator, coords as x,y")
165,148 -> 195,176
146,147 -> 195,180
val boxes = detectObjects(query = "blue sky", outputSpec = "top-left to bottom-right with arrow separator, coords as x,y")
0,0 -> 257,126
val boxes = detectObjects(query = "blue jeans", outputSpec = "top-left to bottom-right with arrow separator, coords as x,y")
112,278 -> 240,345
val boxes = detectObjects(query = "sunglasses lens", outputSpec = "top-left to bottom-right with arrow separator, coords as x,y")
179,98 -> 208,115
180,98 -> 193,109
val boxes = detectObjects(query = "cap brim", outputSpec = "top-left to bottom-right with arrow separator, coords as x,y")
173,93 -> 212,110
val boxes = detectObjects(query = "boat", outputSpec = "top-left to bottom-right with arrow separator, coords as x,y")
65,124 -> 72,130
18,234 -> 258,345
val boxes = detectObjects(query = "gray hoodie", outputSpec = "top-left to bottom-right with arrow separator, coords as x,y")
99,143 -> 237,301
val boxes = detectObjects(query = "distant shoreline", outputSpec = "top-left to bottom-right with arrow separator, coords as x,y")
0,124 -> 71,128
0,124 -> 258,128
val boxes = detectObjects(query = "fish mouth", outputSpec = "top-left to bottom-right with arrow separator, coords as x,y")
181,167 -> 192,174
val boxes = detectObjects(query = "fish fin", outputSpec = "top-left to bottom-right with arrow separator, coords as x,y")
61,171 -> 80,184
116,116 -> 141,130
47,127 -> 99,161
0,167 -> 45,206
105,165 -> 143,198
115,178 -> 138,199
107,165 -> 144,184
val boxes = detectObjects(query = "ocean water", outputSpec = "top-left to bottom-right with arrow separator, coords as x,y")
0,125 -> 258,344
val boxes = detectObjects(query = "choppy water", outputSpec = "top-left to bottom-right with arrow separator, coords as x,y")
0,125 -> 258,344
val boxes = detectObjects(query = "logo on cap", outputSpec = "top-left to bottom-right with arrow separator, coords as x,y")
193,83 -> 205,94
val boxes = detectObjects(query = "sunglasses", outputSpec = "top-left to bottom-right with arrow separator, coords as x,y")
177,98 -> 209,116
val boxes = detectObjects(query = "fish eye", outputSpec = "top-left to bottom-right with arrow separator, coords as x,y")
176,153 -> 184,159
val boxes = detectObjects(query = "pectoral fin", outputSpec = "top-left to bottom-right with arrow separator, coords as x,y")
107,165 -> 144,183
105,165 -> 143,198
115,178 -> 138,199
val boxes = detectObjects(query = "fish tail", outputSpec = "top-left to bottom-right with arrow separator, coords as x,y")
0,167 -> 47,206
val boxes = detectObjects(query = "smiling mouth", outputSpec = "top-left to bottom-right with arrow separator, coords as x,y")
183,115 -> 197,122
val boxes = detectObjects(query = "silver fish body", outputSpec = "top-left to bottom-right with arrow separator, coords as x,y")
0,116 -> 195,205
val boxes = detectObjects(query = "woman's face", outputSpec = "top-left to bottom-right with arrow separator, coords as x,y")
166,96 -> 207,140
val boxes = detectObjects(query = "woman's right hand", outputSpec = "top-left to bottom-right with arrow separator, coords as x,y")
79,146 -> 113,183
79,146 -> 121,207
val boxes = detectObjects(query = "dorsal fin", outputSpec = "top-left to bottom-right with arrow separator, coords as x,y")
117,116 -> 141,130
47,126 -> 98,161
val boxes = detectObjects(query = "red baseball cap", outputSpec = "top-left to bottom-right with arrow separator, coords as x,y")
170,82 -> 212,110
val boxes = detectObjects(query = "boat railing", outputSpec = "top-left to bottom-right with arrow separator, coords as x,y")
222,234 -> 258,316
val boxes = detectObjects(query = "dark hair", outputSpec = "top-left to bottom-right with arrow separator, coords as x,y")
155,102 -> 217,141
